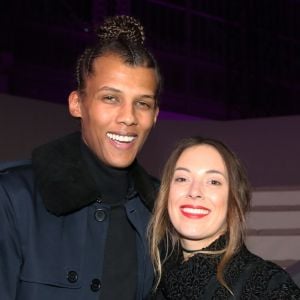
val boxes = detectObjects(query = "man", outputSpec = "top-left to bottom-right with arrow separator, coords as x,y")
0,15 -> 161,299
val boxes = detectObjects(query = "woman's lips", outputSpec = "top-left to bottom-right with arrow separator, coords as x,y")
180,205 -> 210,219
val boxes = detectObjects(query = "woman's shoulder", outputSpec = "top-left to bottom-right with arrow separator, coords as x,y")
233,246 -> 300,299
240,246 -> 293,278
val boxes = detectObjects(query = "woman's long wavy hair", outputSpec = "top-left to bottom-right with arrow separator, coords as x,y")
148,136 -> 251,291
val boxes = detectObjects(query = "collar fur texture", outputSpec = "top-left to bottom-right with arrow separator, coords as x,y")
32,132 -> 159,216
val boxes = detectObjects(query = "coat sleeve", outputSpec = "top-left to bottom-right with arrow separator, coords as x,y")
266,266 -> 300,299
146,288 -> 168,300
0,180 -> 23,300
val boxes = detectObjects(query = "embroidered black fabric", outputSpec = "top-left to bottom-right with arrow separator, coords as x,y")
159,236 -> 300,299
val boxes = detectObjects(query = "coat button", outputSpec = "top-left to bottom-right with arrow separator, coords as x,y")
67,270 -> 78,283
96,196 -> 102,203
90,278 -> 101,292
94,209 -> 107,222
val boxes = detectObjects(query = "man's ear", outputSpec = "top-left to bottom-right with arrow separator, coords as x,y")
68,91 -> 82,118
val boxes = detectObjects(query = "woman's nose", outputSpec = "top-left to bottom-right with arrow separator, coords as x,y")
187,182 -> 203,199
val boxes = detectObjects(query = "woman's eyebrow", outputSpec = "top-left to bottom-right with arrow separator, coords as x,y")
174,167 -> 190,172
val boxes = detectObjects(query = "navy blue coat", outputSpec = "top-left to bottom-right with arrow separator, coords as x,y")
0,133 -> 159,300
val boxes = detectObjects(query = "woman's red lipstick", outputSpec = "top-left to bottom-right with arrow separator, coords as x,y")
180,205 -> 210,219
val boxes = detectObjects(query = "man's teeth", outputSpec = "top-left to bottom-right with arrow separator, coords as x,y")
107,133 -> 135,143
182,207 -> 209,215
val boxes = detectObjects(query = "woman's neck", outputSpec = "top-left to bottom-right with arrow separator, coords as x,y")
181,234 -> 227,261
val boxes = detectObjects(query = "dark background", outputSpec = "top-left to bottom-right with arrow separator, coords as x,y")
0,0 -> 299,120
0,2 -> 300,278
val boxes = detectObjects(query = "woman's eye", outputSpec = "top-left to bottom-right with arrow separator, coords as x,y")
174,177 -> 186,183
209,179 -> 221,185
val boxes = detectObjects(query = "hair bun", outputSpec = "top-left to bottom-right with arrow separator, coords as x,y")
96,15 -> 145,45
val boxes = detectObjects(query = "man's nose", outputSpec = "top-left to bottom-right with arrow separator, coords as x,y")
117,103 -> 138,126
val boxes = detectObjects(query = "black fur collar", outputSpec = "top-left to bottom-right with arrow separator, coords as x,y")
32,132 -> 159,216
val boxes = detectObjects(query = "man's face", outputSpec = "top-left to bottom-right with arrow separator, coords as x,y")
69,54 -> 159,168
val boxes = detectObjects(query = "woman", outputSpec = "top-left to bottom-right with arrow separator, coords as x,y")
148,137 -> 300,299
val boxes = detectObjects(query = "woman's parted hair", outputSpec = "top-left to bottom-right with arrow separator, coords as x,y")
75,15 -> 162,105
148,136 -> 251,290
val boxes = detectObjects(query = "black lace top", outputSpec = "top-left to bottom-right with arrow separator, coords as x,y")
154,236 -> 300,300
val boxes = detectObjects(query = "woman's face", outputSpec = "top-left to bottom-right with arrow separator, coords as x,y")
168,144 -> 229,250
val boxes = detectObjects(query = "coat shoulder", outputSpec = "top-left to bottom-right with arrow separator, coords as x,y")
0,160 -> 34,188
233,248 -> 300,298
0,159 -> 32,172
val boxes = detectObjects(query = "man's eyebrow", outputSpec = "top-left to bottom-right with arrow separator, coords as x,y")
139,94 -> 156,100
96,86 -> 156,100
97,86 -> 122,93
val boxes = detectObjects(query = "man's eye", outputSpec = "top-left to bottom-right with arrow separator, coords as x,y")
136,101 -> 152,110
103,95 -> 117,102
